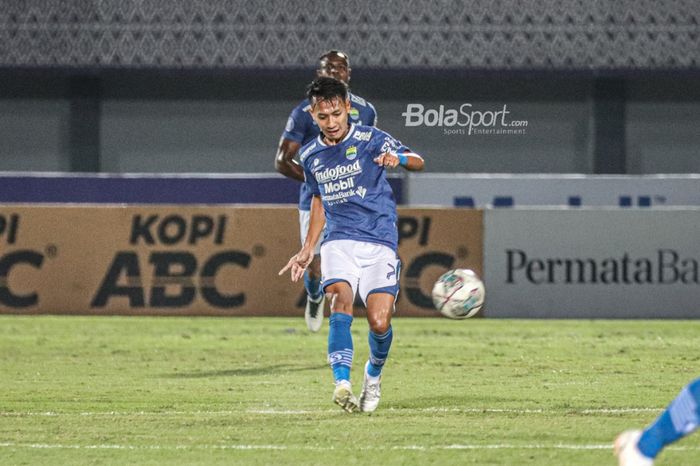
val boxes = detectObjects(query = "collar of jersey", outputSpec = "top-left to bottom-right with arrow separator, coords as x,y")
317,123 -> 356,147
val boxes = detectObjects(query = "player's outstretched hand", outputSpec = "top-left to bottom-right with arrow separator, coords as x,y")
373,152 -> 400,168
279,248 -> 314,282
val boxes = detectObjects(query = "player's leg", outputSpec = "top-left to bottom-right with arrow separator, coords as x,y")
616,377 -> 700,465
365,292 -> 395,374
637,378 -> 700,457
358,292 -> 395,413
326,282 -> 358,413
321,240 -> 360,412
326,281 -> 355,383
357,244 -> 400,413
304,254 -> 324,331
299,209 -> 324,332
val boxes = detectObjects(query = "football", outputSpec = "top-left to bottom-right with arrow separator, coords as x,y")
431,269 -> 485,319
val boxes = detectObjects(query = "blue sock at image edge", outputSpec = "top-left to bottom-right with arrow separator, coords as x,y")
638,377 -> 700,459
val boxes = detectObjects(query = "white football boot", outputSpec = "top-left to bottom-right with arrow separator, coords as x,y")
614,430 -> 654,466
332,380 -> 359,413
359,361 -> 382,413
304,295 -> 325,332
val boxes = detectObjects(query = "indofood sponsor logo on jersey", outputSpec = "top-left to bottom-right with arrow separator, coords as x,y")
316,160 -> 365,205
315,160 -> 362,184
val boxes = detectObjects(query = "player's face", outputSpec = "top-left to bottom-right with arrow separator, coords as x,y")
310,97 -> 351,143
317,55 -> 351,84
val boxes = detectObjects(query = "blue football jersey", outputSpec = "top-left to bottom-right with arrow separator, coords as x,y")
299,124 -> 409,252
282,93 -> 377,210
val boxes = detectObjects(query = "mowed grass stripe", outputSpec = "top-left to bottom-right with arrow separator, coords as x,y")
0,441 -> 618,450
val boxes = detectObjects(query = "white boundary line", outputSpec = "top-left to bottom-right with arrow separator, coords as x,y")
0,407 -> 662,417
248,407 -> 663,415
0,441 -> 698,452
0,442 -> 610,451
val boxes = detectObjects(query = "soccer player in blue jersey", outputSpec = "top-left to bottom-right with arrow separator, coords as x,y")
275,51 -> 377,333
615,377 -> 700,465
279,76 -> 424,413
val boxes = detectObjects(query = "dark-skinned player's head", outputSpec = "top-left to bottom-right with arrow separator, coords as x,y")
317,50 -> 351,84
306,77 -> 351,143
307,76 -> 348,104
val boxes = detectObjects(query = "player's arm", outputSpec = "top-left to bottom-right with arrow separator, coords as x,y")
374,150 -> 425,172
274,138 -> 305,182
279,193 -> 326,282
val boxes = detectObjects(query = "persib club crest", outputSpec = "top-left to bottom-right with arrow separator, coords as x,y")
345,146 -> 358,160
349,107 -> 360,120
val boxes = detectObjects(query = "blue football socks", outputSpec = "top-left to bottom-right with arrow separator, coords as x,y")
328,313 -> 354,383
367,326 -> 393,377
638,377 -> 700,458
304,270 -> 323,301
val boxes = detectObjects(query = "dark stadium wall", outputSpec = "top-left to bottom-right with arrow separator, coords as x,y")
1,0 -> 698,174
1,72 -> 700,175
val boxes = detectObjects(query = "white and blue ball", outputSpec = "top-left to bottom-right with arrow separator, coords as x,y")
431,269 -> 485,319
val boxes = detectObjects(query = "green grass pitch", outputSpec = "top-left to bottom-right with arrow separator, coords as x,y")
1,315 -> 699,465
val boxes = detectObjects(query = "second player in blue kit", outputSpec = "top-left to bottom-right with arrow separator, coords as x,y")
280,76 -> 424,413
275,51 -> 377,333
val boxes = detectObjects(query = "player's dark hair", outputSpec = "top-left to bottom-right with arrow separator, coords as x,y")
319,50 -> 349,67
306,76 -> 349,105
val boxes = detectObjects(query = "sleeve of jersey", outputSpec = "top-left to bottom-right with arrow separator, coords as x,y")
281,106 -> 308,143
303,162 -> 320,196
368,102 -> 378,127
373,129 -> 412,156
